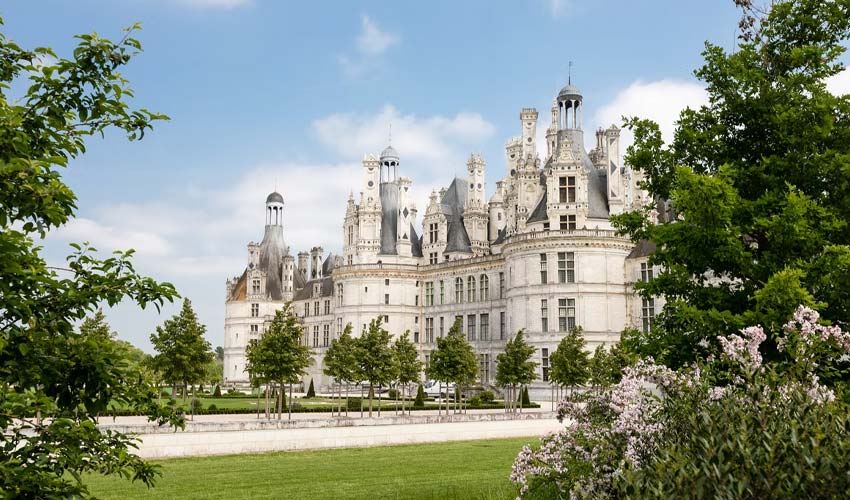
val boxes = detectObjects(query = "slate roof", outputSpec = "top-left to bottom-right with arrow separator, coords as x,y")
626,239 -> 656,259
293,275 -> 334,301
441,178 -> 473,254
380,183 -> 399,254
527,190 -> 549,224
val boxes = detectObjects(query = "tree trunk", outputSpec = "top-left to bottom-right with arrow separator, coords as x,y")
256,385 -> 260,420
288,383 -> 293,421
360,384 -> 364,418
377,384 -> 382,418
190,385 -> 196,421
519,385 -> 524,414
337,381 -> 342,416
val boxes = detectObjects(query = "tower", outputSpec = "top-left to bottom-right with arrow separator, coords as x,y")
358,154 -> 383,261
605,125 -> 624,214
265,191 -> 284,227
520,108 -> 538,159
464,153 -> 489,255
310,246 -> 324,279
397,177 -> 413,257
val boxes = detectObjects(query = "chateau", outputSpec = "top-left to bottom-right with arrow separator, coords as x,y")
224,81 -> 657,398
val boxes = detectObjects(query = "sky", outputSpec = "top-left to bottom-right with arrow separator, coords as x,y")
6,0 -> 849,352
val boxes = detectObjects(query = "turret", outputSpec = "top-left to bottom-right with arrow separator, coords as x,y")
520,108 -> 538,159
298,251 -> 309,280
310,246 -> 324,279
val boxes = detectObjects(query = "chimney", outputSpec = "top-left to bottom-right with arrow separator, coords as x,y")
297,251 -> 309,280
310,246 -> 324,279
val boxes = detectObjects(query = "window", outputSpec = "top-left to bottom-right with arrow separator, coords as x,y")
642,298 -> 656,333
251,303 -> 259,317
499,272 -> 505,299
455,278 -> 464,303
252,279 -> 261,295
348,225 -> 354,245
429,222 -> 438,244
455,315 -> 463,334
430,252 -> 438,264
303,303 -> 309,317
337,318 -> 342,335
324,300 -> 330,315
385,279 -> 390,286
425,317 -> 434,343
314,301 -> 319,316
540,253 -> 548,283
415,295 -> 419,306
383,315 -> 389,324
313,326 -> 319,347
479,353 -> 490,384
641,262 -> 654,282
250,324 -> 259,335
337,283 -> 343,306
414,331 -> 419,343
480,313 -> 489,341
323,324 -> 329,346
385,293 -> 390,305
480,274 -> 489,301
439,281 -> 445,304
560,214 -> 577,230
558,176 -> 576,203
439,316 -> 445,337
558,252 -> 575,283
467,276 -> 476,302
541,299 -> 549,333
425,282 -> 434,306
542,348 -> 550,382
467,314 -> 476,341
558,298 -> 576,331
500,312 -> 506,340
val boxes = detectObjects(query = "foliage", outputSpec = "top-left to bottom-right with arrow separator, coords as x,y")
305,379 -> 315,398
549,326 -> 590,391
387,388 -> 400,400
511,305 -> 850,499
149,299 -> 214,396
611,0 -> 850,369
0,20 -> 183,498
356,318 -> 398,414
323,323 -> 362,387
427,318 -> 478,388
212,385 -> 221,397
516,387 -> 531,407
393,330 -> 423,387
496,330 -> 537,412
413,384 -> 425,408
588,344 -> 625,390
245,304 -> 311,419
479,390 -> 495,403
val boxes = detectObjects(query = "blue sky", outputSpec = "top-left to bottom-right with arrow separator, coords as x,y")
5,0 -> 816,351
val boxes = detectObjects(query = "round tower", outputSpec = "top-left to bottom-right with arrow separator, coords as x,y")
266,191 -> 284,226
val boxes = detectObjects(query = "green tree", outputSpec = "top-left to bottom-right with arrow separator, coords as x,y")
0,22 -> 182,497
612,0 -> 850,369
394,330 -> 423,415
588,345 -> 622,392
427,317 -> 478,415
357,318 -> 398,417
323,323 -> 361,416
495,330 -> 538,413
549,326 -> 590,397
149,299 -> 214,402
246,305 -> 311,420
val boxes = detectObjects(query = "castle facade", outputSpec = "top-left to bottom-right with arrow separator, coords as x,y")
224,82 -> 657,397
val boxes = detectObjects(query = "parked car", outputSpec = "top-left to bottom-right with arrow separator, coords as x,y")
423,379 -> 457,399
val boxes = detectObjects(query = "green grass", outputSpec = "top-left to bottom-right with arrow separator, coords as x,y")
85,437 -> 533,499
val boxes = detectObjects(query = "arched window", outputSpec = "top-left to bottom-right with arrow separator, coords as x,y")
455,277 -> 464,303
480,274 -> 489,301
467,276 -> 476,302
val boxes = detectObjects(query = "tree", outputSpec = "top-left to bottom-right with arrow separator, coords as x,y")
215,345 -> 224,362
323,323 -> 361,416
549,326 -> 590,397
246,304 -> 311,420
394,330 -> 423,416
0,21 -> 182,497
413,384 -> 426,409
611,0 -> 850,369
357,318 -> 398,417
149,299 -> 214,401
428,317 -> 478,415
496,330 -> 538,413
588,345 -> 621,392
305,379 -> 316,398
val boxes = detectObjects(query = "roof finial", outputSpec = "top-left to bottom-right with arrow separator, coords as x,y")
568,60 -> 573,85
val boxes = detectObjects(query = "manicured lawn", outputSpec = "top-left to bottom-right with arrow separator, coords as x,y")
85,437 -> 533,499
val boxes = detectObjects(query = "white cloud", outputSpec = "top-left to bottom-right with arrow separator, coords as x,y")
339,15 -> 399,78
357,15 -> 398,55
54,218 -> 173,257
593,79 -> 708,152
826,68 -> 850,96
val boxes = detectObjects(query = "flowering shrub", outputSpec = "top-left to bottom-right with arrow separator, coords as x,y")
511,306 -> 850,499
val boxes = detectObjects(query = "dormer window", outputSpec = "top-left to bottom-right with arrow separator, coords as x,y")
252,279 -> 261,295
